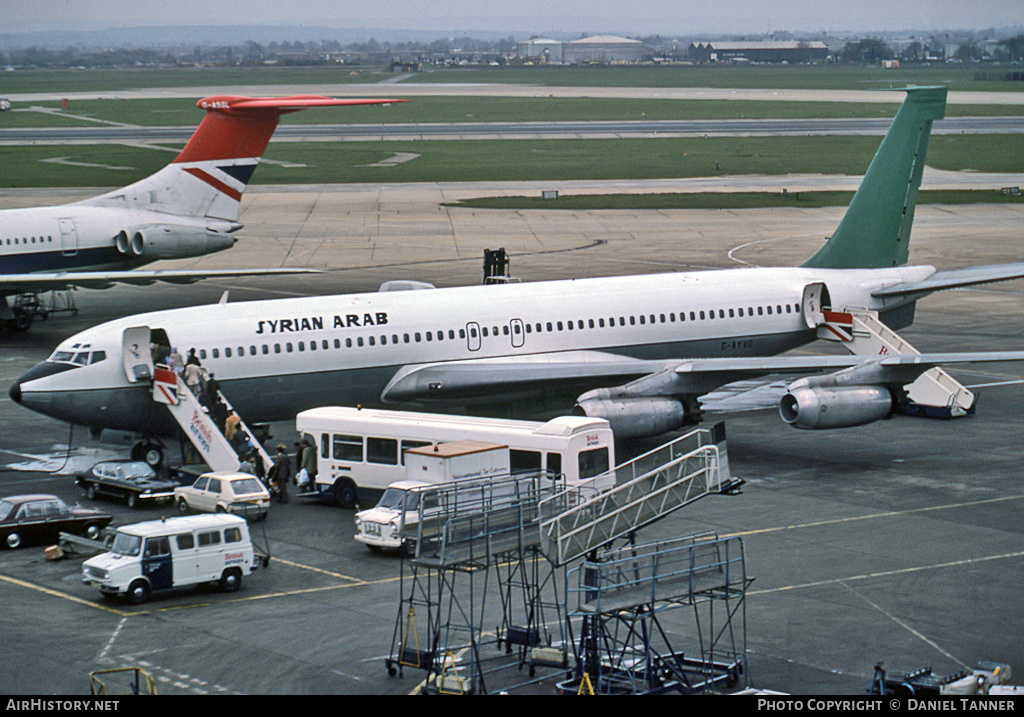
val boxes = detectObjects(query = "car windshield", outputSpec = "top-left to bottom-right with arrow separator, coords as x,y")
116,463 -> 155,480
230,478 -> 264,496
0,500 -> 12,521
378,488 -> 417,510
111,532 -> 142,557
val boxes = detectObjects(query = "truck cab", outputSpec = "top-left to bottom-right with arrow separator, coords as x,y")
354,480 -> 431,552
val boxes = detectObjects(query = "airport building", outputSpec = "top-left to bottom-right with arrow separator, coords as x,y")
689,40 -> 829,63
517,37 -> 564,63
517,35 -> 650,64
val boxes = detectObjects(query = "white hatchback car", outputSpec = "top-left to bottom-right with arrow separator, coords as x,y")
174,472 -> 270,520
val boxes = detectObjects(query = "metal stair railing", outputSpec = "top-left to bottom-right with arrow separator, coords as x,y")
538,426 -> 730,567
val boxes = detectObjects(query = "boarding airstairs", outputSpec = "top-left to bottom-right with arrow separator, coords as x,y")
816,307 -> 975,417
386,424 -> 743,694
151,366 -> 273,474
538,422 -> 738,567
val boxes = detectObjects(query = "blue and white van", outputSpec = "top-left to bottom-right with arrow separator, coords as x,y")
82,514 -> 259,603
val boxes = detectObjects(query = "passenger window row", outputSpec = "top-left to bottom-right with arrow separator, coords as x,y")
191,302 -> 803,362
2,235 -> 55,247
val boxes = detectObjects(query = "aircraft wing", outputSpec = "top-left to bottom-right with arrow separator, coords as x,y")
381,351 -> 678,403
381,350 -> 1024,406
0,267 -> 321,292
873,262 -> 1024,299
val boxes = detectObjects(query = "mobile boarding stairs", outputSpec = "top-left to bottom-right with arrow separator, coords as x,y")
808,293 -> 975,418
387,422 -> 749,694
119,326 -> 273,477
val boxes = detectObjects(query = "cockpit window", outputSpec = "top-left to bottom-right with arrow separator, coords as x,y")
46,344 -> 106,367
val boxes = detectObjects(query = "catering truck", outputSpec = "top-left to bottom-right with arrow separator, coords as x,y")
354,440 -> 511,551
295,406 -> 615,507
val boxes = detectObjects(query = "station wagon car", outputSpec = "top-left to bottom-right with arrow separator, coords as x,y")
174,472 -> 270,520
0,494 -> 112,549
76,460 -> 180,508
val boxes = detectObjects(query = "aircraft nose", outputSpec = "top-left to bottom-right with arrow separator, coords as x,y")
9,360 -> 76,409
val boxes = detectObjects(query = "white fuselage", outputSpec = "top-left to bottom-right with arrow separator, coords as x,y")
11,263 -> 935,435
0,204 -> 237,277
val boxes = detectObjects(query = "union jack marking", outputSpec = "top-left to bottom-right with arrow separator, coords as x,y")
153,368 -> 179,406
821,310 -> 854,342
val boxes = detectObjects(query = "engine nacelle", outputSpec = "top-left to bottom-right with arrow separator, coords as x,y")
574,397 -> 689,439
114,224 -> 235,260
779,386 -> 894,430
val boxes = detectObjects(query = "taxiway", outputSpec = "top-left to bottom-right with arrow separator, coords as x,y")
1,184 -> 1023,695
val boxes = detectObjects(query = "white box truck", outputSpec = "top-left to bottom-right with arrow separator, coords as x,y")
354,440 -> 509,552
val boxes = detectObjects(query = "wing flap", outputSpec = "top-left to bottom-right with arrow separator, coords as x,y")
381,351 -> 672,403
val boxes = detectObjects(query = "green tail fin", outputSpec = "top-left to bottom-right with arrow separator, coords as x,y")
801,86 -> 947,270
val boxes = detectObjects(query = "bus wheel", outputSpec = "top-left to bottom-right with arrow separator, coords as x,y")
333,478 -> 357,508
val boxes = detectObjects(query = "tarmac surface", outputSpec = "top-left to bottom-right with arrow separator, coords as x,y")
1,183 -> 1023,695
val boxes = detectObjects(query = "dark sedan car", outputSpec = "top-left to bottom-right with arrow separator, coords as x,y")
0,494 -> 112,549
76,461 -> 180,508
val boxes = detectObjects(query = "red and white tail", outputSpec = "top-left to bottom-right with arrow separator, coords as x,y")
83,95 -> 402,222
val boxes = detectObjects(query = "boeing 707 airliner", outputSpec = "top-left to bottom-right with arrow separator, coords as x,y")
11,87 -> 1024,451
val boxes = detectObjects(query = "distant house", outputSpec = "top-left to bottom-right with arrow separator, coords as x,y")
689,41 -> 828,64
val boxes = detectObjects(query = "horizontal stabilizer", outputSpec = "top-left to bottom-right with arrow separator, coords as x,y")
197,95 -> 408,114
873,262 -> 1024,298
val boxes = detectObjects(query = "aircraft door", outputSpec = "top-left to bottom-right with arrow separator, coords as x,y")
122,326 -> 154,383
58,218 -> 78,257
801,283 -> 832,329
510,319 -> 525,348
466,322 -> 481,352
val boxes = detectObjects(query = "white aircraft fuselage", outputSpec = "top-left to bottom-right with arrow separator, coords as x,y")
0,204 -> 238,274
9,263 -> 930,436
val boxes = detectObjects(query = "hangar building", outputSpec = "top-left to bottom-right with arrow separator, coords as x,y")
689,41 -> 829,63
517,35 -> 650,64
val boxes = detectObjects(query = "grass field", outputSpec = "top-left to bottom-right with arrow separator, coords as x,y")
2,95 -> 1023,131
4,62 -> 1024,94
2,133 -> 1021,189
1,64 -> 1019,199
449,189 -> 1022,211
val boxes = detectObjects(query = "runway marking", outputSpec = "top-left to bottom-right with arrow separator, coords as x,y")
0,573 -> 130,616
268,555 -> 367,583
838,582 -> 970,671
749,548 -> 1024,598
724,493 -> 1024,539
97,616 -> 128,661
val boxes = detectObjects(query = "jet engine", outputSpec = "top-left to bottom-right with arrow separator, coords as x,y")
114,223 -> 236,260
115,229 -> 144,257
779,386 -> 894,430
573,397 -> 691,439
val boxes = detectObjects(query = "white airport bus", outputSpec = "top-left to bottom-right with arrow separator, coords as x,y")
294,407 -> 615,507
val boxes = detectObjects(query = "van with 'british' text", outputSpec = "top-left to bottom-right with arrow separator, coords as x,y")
82,514 -> 260,603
